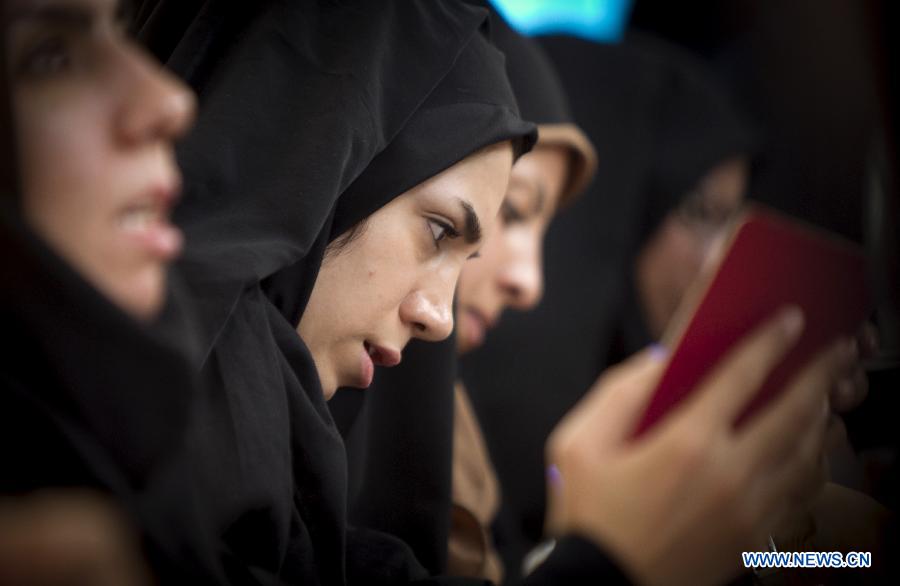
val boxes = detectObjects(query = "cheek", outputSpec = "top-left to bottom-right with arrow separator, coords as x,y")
306,224 -> 420,340
17,88 -> 114,207
656,223 -> 707,293
17,88 -> 122,258
14,85 -> 168,317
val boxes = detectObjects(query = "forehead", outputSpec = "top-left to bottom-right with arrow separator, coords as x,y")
507,145 -> 571,210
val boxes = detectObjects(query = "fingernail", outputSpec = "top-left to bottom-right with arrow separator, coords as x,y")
546,464 -> 563,488
649,343 -> 668,362
781,307 -> 804,338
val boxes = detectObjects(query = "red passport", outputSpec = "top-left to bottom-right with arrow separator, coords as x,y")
633,206 -> 872,437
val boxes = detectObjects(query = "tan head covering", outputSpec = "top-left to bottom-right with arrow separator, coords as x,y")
535,122 -> 598,206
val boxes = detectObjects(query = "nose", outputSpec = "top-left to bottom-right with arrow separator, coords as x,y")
116,45 -> 197,147
498,233 -> 544,311
399,286 -> 455,342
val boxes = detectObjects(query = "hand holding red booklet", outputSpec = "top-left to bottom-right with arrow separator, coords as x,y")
633,206 -> 872,437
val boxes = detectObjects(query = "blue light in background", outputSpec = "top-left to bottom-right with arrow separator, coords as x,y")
488,0 -> 633,42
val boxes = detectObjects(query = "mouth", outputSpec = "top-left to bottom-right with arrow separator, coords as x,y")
460,307 -> 494,349
364,341 -> 402,367
355,342 -> 402,390
116,181 -> 183,260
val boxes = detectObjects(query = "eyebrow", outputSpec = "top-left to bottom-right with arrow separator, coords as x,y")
508,174 -> 547,215
456,198 -> 482,244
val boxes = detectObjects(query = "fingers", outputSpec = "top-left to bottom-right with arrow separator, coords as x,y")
685,307 -> 805,428
735,339 -> 850,471
587,347 -> 668,444
556,347 -> 666,446
751,411 -> 829,532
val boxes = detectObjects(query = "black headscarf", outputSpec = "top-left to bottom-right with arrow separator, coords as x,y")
328,8 -> 597,577
0,7 -> 219,581
482,3 -> 597,204
137,1 -> 535,583
460,34 -> 756,578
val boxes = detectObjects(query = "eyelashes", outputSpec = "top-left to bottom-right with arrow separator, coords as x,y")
426,217 -> 480,260
427,217 -> 460,250
500,200 -> 525,224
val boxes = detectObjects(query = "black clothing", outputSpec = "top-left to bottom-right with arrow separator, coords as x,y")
331,335 -> 460,576
329,4 -> 580,578
0,222 -> 222,583
138,1 -> 534,583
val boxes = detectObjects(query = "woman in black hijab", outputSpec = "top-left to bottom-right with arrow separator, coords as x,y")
327,8 -> 598,578
0,0 -> 218,582
135,1 -> 538,583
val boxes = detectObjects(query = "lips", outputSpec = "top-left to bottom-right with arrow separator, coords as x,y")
364,341 -> 402,367
460,307 -> 494,350
359,348 -> 375,389
116,181 -> 183,259
355,342 -> 402,389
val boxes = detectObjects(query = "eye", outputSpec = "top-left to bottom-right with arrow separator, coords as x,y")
427,217 -> 459,250
500,200 -> 526,225
18,35 -> 72,77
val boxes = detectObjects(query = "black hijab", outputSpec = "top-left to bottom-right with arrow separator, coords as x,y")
0,8 -> 220,581
460,34 -> 756,577
328,7 -> 597,577
137,1 -> 535,584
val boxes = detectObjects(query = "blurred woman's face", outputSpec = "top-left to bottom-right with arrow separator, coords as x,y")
8,0 -> 196,320
636,156 -> 749,339
298,142 -> 513,399
454,144 -> 569,354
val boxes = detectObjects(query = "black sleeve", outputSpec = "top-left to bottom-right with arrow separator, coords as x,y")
517,536 -> 633,586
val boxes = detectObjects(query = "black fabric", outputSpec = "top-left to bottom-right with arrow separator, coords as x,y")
460,34 -> 755,578
0,239 -> 222,585
478,2 -> 573,127
329,10 -> 590,580
520,536 -> 632,586
328,7 -> 562,576
137,1 -> 535,584
331,334 -> 459,575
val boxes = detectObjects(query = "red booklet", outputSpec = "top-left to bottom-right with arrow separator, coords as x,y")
633,206 -> 872,437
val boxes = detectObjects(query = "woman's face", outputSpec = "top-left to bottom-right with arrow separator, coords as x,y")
636,155 -> 749,339
298,142 -> 514,399
454,144 -> 569,354
8,0 -> 196,320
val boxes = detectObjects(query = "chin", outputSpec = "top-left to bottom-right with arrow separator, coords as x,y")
110,270 -> 167,321
456,336 -> 475,356
322,385 -> 339,401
